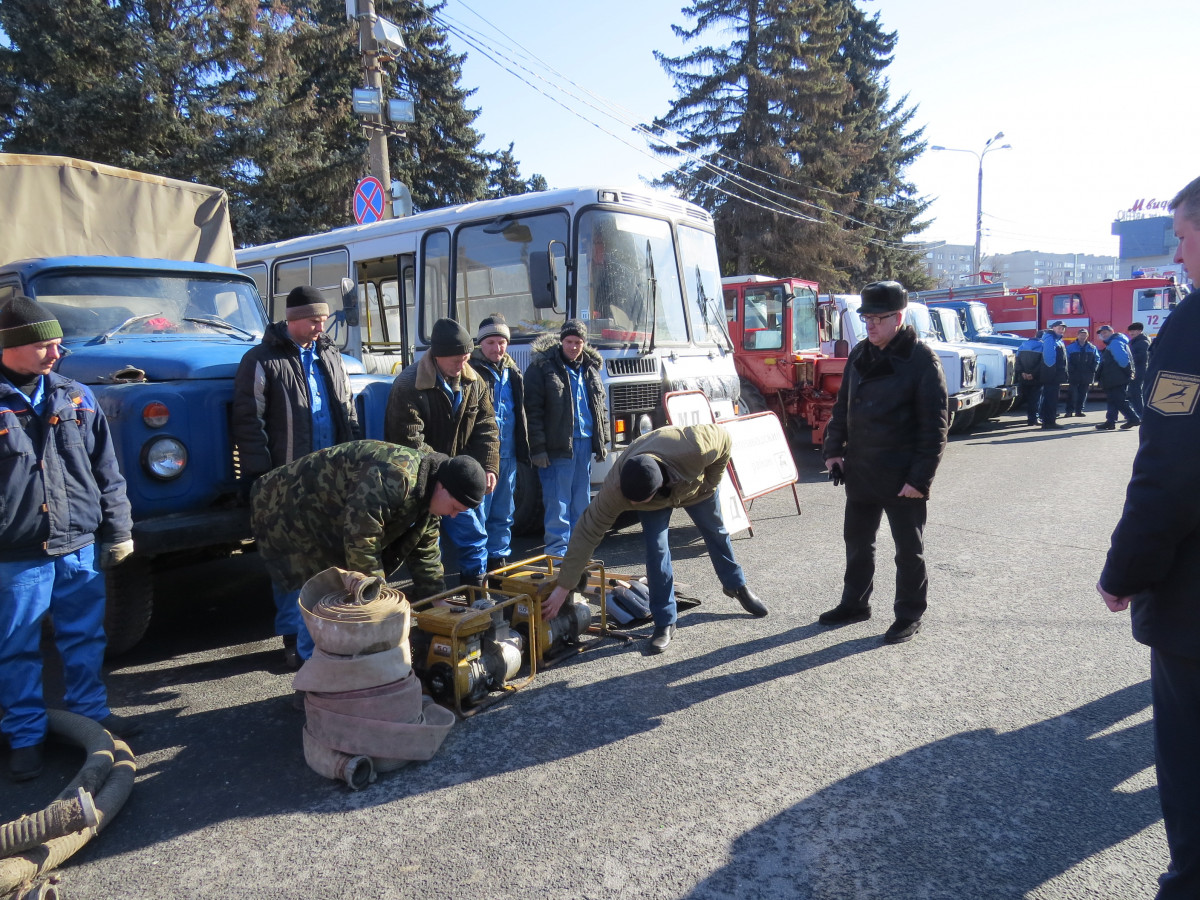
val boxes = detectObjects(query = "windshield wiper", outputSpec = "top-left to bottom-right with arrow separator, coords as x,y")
183,316 -> 257,340
696,265 -> 733,351
90,312 -> 163,344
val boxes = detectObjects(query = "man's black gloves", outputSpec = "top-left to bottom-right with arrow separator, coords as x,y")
828,462 -> 844,487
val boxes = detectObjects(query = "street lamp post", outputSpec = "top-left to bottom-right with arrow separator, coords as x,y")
931,132 -> 1012,285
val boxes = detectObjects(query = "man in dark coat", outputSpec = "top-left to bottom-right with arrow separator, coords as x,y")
1093,326 -> 1140,430
819,281 -> 949,644
1127,321 -> 1151,419
1038,320 -> 1069,429
1065,328 -> 1100,417
468,314 -> 530,571
232,285 -> 360,667
384,318 -> 499,588
523,319 -> 611,555
1097,175 -> 1200,900
0,297 -> 137,781
1015,335 -> 1045,425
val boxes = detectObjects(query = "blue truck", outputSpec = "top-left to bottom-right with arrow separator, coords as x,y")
0,155 -> 391,653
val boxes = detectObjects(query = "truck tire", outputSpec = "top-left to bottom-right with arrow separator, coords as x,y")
512,461 -> 545,537
948,405 -> 976,435
738,380 -> 768,414
103,555 -> 155,657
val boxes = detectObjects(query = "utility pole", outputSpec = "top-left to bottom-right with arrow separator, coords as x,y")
354,0 -> 392,218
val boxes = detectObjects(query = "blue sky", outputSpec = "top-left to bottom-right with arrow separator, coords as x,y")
440,0 -> 1197,264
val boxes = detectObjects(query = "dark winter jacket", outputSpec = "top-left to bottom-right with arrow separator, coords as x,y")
469,348 -> 530,465
1015,338 -> 1042,382
232,321 -> 360,479
1065,339 -> 1100,385
523,335 -> 610,461
1039,331 -> 1068,386
384,352 -> 500,476
0,372 -> 132,561
1100,289 -> 1200,659
1096,335 -> 1133,392
1128,332 -> 1150,382
823,324 -> 948,503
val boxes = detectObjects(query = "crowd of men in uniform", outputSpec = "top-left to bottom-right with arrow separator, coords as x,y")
2,175 -> 1198,899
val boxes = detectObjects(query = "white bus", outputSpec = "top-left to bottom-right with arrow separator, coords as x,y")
236,186 -> 740,527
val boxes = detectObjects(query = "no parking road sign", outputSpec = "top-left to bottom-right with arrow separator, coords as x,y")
353,176 -> 386,224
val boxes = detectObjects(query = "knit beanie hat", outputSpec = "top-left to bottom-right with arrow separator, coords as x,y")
436,454 -> 487,508
619,454 -> 665,502
0,296 -> 64,349
476,314 -> 511,343
285,285 -> 330,321
560,318 -> 587,340
430,318 -> 473,357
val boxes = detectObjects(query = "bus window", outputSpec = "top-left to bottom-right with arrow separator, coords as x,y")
577,210 -> 687,345
1051,292 -> 1084,316
421,230 -> 451,343
452,211 -> 568,340
239,263 -> 268,304
271,249 -> 350,350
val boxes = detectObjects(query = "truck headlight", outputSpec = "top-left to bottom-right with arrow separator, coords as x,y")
637,415 -> 653,436
142,437 -> 187,480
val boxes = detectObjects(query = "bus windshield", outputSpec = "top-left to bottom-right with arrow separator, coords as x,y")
576,210 -> 688,346
28,272 -> 266,342
678,224 -> 731,349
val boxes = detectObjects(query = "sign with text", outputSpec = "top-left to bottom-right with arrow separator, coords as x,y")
663,390 -> 749,535
720,412 -> 798,501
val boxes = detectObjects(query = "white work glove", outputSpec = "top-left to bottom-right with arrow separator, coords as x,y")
98,539 -> 135,570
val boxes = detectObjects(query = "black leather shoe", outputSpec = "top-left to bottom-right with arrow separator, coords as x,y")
1095,422 -> 1116,430
10,743 -> 44,782
1120,421 -> 1140,430
99,713 -> 142,739
1040,423 -> 1063,430
883,618 -> 922,644
817,604 -> 871,626
724,585 -> 768,617
648,623 -> 676,654
281,633 -> 301,671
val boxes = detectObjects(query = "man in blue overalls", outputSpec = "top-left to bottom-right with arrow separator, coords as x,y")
0,296 -> 138,781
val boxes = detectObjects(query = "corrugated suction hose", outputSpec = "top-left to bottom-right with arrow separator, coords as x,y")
0,711 -> 136,897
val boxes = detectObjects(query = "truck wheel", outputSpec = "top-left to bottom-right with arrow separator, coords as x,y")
512,462 -> 545,537
738,380 -> 768,414
103,555 -> 155,657
948,406 -> 976,435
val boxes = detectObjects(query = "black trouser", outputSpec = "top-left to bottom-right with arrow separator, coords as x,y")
1017,378 -> 1043,422
839,497 -> 928,622
1151,647 -> 1200,899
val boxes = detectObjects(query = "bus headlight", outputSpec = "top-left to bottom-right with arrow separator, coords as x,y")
143,437 -> 187,480
637,415 -> 653,436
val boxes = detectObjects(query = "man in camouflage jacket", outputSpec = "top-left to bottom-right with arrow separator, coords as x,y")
250,441 -> 487,603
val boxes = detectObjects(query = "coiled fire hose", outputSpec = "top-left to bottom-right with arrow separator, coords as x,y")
1,711 -> 136,899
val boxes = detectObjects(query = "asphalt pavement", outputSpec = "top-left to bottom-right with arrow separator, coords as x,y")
2,410 -> 1165,900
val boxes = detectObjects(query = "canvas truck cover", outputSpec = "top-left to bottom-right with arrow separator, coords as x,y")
0,153 -> 236,267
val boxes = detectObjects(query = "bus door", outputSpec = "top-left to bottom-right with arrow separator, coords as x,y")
356,253 -> 413,375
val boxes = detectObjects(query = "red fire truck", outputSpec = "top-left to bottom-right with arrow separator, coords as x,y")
938,277 -> 1184,339
721,275 -> 846,445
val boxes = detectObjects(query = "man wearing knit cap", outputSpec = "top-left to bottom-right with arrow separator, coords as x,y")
524,318 -> 610,555
385,318 -> 499,590
0,296 -> 138,781
820,281 -> 948,645
542,423 -> 767,653
469,314 -> 531,572
233,284 -> 360,669
250,441 -> 485,605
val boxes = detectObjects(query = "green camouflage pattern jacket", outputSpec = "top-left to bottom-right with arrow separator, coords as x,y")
250,440 -> 445,598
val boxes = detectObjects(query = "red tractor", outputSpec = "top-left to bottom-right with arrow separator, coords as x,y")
721,275 -> 847,445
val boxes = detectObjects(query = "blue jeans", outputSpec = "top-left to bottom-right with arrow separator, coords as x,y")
442,498 -> 489,578
539,443 -> 592,556
638,491 -> 746,629
0,546 -> 110,748
273,586 -> 312,660
479,456 -> 517,561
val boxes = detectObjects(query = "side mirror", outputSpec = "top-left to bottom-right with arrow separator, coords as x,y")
529,250 -> 558,311
341,277 -> 360,328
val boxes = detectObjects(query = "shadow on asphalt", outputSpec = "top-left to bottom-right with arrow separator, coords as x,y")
681,680 -> 1159,900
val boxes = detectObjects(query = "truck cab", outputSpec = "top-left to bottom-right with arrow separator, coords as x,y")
925,303 -> 1018,423
924,299 -> 1024,348
824,294 -> 983,434
0,256 -> 391,653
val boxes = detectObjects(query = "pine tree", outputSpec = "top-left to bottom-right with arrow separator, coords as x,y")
650,0 -> 931,291
484,142 -> 547,198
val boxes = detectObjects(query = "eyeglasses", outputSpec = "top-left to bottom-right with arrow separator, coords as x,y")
858,312 -> 897,325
